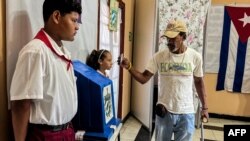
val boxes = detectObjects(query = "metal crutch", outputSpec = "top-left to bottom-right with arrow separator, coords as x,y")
201,117 -> 208,141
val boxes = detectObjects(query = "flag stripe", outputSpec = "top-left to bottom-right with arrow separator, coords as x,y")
233,39 -> 247,92
241,41 -> 250,93
216,7 -> 231,91
224,23 -> 238,92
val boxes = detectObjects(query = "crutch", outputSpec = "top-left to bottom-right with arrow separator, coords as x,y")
200,117 -> 208,141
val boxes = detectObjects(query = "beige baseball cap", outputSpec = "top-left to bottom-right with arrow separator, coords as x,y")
164,20 -> 187,38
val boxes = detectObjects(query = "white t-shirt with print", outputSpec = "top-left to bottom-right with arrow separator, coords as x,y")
10,31 -> 78,125
146,47 -> 203,114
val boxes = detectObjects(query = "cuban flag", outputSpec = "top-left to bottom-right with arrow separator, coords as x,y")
216,6 -> 250,93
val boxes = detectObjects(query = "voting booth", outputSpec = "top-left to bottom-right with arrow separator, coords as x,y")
72,60 -> 121,140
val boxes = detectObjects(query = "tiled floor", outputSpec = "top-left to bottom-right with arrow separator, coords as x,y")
120,115 -> 250,141
120,116 -> 142,141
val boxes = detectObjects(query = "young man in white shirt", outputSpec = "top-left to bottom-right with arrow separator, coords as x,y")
10,0 -> 82,140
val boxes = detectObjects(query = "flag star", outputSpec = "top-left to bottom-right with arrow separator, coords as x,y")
239,13 -> 250,27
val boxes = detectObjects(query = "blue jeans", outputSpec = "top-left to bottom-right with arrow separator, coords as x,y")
155,112 -> 195,141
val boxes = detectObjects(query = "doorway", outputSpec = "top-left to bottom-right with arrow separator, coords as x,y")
98,0 -> 125,118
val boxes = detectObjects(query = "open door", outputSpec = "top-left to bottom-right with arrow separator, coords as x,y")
98,0 -> 125,118
131,0 -> 157,131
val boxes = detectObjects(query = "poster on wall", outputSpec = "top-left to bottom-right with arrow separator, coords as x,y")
6,0 -> 98,108
109,0 -> 118,31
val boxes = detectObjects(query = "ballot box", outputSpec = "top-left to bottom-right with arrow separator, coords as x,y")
72,60 -> 121,140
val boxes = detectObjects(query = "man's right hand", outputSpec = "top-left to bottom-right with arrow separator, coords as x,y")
119,57 -> 130,70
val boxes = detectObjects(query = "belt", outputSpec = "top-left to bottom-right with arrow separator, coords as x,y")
29,122 -> 71,132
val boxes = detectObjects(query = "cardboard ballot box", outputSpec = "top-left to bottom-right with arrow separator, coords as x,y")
72,60 -> 121,140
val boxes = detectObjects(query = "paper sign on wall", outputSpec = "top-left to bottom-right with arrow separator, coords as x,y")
109,0 -> 118,31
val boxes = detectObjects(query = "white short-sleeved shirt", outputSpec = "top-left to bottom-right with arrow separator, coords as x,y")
10,31 -> 78,125
146,47 -> 203,114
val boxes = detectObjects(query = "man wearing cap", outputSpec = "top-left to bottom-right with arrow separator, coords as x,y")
120,20 -> 209,141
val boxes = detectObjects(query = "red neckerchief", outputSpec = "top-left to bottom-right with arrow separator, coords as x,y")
34,29 -> 72,71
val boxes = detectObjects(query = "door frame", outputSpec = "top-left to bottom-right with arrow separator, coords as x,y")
97,0 -> 125,118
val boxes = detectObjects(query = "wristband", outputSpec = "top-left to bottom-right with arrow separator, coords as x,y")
127,62 -> 132,70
